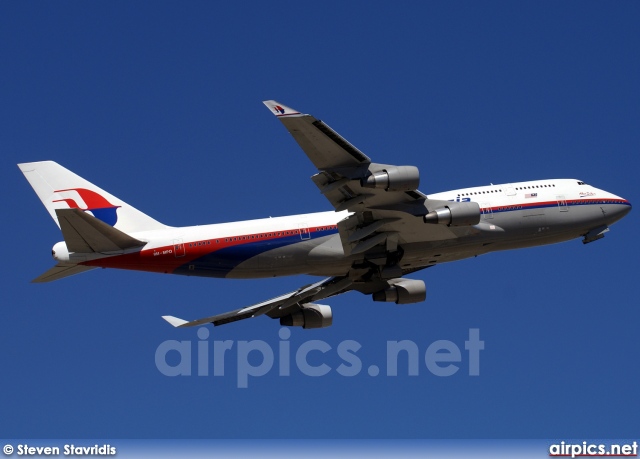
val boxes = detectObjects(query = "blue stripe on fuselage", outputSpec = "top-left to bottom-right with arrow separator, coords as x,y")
173,228 -> 338,277
172,199 -> 629,277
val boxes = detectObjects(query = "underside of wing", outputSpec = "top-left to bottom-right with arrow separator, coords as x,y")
162,276 -> 353,329
161,269 -> 434,330
263,100 -> 371,171
263,100 -> 482,262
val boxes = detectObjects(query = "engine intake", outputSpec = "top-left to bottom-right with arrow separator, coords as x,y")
280,303 -> 333,329
361,166 -> 420,192
372,279 -> 426,304
423,201 -> 480,226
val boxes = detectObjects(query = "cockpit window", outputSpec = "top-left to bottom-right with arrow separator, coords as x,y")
577,181 -> 587,185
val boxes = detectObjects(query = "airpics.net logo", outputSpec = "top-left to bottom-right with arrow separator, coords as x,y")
154,328 -> 485,388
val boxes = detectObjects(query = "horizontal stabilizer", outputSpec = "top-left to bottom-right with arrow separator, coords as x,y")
56,208 -> 146,253
32,263 -> 97,283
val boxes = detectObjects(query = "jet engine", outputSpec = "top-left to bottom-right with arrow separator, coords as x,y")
279,303 -> 333,329
361,166 -> 420,192
423,201 -> 480,226
372,279 -> 426,304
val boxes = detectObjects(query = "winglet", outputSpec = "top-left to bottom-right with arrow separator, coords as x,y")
262,100 -> 302,117
162,315 -> 190,328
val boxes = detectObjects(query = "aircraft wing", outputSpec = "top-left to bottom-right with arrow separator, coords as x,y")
162,276 -> 354,328
262,100 -> 478,256
161,272 -> 424,329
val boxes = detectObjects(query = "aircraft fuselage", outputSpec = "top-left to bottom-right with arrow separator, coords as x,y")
60,178 -> 629,279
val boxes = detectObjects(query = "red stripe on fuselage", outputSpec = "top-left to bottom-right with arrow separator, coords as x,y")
481,198 -> 629,213
81,224 -> 338,273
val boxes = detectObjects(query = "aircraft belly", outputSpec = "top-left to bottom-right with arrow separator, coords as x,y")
397,202 -> 614,268
171,233 -> 308,279
227,235 -> 349,278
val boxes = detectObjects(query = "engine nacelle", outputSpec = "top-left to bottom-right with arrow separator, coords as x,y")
423,201 -> 480,226
279,303 -> 333,329
361,166 -> 420,192
372,279 -> 426,304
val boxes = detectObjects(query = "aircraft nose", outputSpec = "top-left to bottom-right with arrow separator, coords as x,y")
611,197 -> 632,221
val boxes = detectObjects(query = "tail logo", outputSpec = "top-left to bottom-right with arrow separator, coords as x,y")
273,105 -> 285,114
53,188 -> 120,226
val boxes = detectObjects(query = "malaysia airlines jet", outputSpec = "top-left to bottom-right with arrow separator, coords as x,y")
19,101 -> 632,330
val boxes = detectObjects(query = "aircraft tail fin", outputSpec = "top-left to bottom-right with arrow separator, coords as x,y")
18,161 -> 168,234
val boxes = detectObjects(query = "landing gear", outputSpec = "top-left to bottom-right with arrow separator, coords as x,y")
583,225 -> 609,244
352,246 -> 406,280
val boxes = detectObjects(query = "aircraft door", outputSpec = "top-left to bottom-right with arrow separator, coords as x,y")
299,222 -> 311,240
556,196 -> 569,212
481,202 -> 494,219
504,184 -> 516,196
173,239 -> 186,257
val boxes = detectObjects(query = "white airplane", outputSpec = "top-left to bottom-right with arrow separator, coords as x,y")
19,101 -> 632,330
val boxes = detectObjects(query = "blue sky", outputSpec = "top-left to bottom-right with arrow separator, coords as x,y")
1,1 -> 638,439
